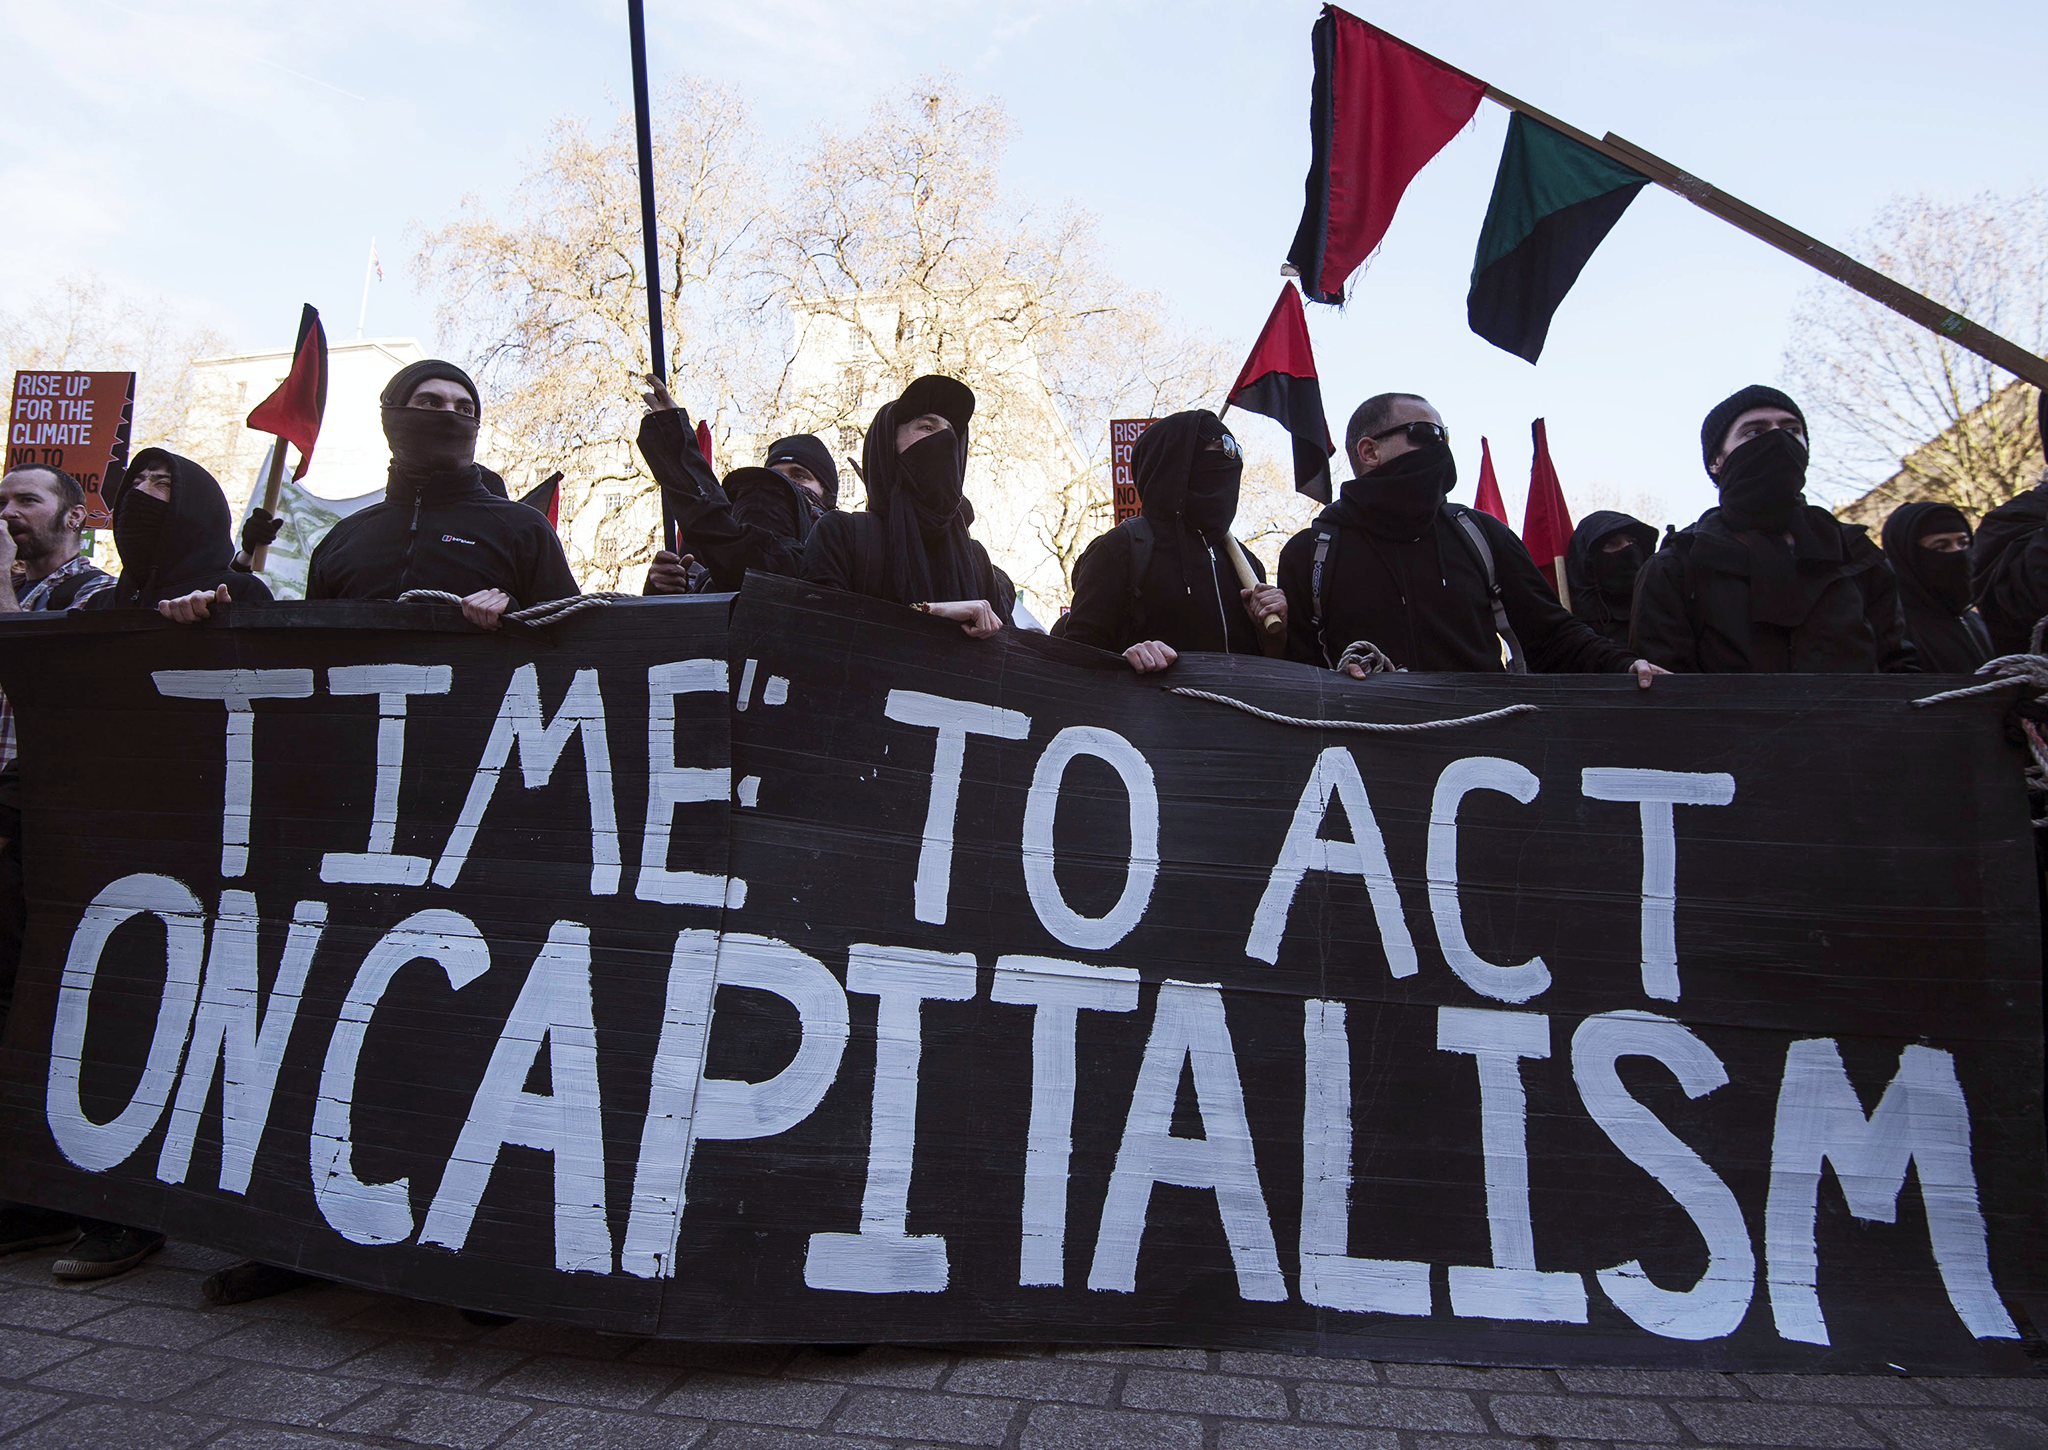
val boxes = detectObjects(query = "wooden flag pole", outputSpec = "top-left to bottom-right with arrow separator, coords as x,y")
1554,556 -> 1570,612
1224,535 -> 1286,637
250,439 -> 287,573
1475,82 -> 2048,393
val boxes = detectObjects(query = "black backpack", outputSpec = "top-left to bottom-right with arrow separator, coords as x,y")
1306,505 -> 1527,672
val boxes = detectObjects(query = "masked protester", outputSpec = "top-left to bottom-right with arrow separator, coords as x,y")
638,377 -> 830,595
1968,392 -> 2048,656
84,449 -> 274,621
1564,511 -> 1657,647
1633,385 -> 1915,673
1880,501 -> 1988,673
1278,392 -> 1660,685
305,360 -> 577,629
1061,410 -> 1285,671
801,375 -> 1014,638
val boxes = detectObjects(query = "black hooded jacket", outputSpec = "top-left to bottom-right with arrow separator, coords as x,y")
306,464 -> 578,606
1969,481 -> 2048,656
801,381 -> 1014,617
1563,510 -> 1657,647
1882,501 -> 1989,674
86,449 -> 273,609
637,409 -> 820,593
1062,411 -> 1265,656
1277,477 -> 1635,674
1631,505 -> 1915,673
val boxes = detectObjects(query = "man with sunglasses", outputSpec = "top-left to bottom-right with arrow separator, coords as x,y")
1278,393 -> 1662,685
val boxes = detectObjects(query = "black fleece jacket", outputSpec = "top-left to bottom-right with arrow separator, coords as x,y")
637,409 -> 817,592
306,464 -> 578,606
87,448 -> 273,609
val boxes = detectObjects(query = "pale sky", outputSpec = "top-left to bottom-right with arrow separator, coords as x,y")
3,0 -> 2043,532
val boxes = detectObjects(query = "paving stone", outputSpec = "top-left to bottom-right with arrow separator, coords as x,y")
1555,1366 -> 1739,1397
1927,1379 -> 2048,1407
1407,1438 -> 1606,1450
207,1430 -> 367,1450
1379,1362 -> 1557,1392
29,1343 -> 227,1402
1219,1350 -> 1381,1383
153,1240 -> 242,1273
7,1402 -> 221,1449
86,1267 -> 213,1308
0,1325 -> 91,1378
1053,1344 -> 1211,1368
338,1296 -> 493,1340
76,1301 -> 237,1349
329,1385 -> 535,1448
204,1316 -> 387,1369
0,1387 -> 67,1437
943,1355 -> 1117,1404
1297,1383 -> 1487,1433
1859,1406 -> 2048,1449
332,1337 -> 526,1389
216,1282 -> 388,1325
500,1405 -> 711,1448
835,1387 -> 1020,1445
1122,1368 -> 1290,1419
490,1353 -> 678,1408
1737,1371 -> 1936,1404
626,1340 -> 796,1374
175,1363 -> 379,1426
1018,1402 -> 1206,1449
705,1431 -> 893,1450
1218,1427 -> 1400,1450
1670,1397 -> 1884,1446
0,1285 -> 121,1331
656,1372 -> 845,1426
786,1344 -> 955,1387
1492,1392 -> 1684,1442
474,1317 -> 639,1359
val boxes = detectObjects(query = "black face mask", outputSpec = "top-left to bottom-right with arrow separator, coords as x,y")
114,487 -> 170,567
1916,544 -> 1973,613
383,405 -> 479,473
1182,451 -> 1242,540
1590,541 -> 1646,600
897,429 -> 965,527
1716,428 -> 1807,533
1352,437 -> 1455,538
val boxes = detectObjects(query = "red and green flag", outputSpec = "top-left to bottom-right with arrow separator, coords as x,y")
1467,113 -> 1649,363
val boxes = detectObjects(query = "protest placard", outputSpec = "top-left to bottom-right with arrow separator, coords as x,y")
6,370 -> 137,527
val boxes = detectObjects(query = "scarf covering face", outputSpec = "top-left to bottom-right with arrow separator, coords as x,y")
106,448 -> 237,606
381,358 -> 484,479
1700,383 -> 1806,476
1590,539 -> 1647,600
1340,435 -> 1457,539
1133,409 -> 1242,603
763,433 -> 840,509
858,375 -> 986,607
1715,428 -> 1808,534
724,466 -> 821,544
1882,499 -> 1973,614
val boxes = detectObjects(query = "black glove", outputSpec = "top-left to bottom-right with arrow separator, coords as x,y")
240,508 -> 284,554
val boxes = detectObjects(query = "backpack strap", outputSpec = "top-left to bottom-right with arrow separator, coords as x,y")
1120,517 -> 1154,643
1448,506 -> 1528,674
38,566 -> 104,611
1309,520 -> 1337,667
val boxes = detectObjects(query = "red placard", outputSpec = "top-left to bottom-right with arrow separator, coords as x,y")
7,371 -> 137,528
1110,417 -> 1157,524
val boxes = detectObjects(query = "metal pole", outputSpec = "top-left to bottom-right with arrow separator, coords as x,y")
356,238 -> 375,340
627,0 -> 666,384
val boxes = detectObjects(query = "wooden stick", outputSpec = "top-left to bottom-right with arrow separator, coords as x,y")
1477,83 -> 2048,393
1553,554 -> 1571,612
1224,535 -> 1285,637
249,438 -> 286,573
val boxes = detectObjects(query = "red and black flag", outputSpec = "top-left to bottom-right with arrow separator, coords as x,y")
519,471 -> 563,530
1285,5 -> 1485,305
245,304 -> 328,479
1474,436 -> 1508,523
1227,283 -> 1337,503
1467,113 -> 1649,362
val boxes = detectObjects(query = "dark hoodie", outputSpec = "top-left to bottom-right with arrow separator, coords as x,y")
306,362 -> 577,606
800,376 -> 1014,617
1061,410 -> 1265,656
1970,483 -> 2048,657
86,449 -> 273,610
636,409 -> 823,593
1564,510 -> 1657,647
1882,501 -> 1989,674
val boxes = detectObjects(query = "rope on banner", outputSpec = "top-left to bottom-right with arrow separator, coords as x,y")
394,590 -> 630,626
1166,686 -> 1538,733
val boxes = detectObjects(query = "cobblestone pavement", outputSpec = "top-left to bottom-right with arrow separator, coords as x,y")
3,1241 -> 2047,1450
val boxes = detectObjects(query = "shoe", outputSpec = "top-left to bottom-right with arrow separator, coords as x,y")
202,1261 -> 318,1306
50,1224 -> 164,1281
0,1203 -> 79,1256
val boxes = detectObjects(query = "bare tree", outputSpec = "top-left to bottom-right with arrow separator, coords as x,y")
1785,187 -> 2047,522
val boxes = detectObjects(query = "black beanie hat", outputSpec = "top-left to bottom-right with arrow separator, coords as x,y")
895,375 -> 975,436
1700,384 -> 1805,476
763,433 -> 840,508
380,359 -> 482,416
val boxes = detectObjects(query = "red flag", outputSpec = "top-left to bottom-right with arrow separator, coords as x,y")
1522,418 -> 1574,598
1227,283 -> 1337,502
518,471 -> 563,531
1473,437 -> 1509,522
245,304 -> 328,480
695,420 -> 714,471
1286,6 -> 1486,305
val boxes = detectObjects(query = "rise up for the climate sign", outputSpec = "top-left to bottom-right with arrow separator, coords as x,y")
0,575 -> 2040,1371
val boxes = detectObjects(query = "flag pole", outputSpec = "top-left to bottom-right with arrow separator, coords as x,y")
356,238 -> 375,341
250,440 -> 287,573
628,0 -> 665,386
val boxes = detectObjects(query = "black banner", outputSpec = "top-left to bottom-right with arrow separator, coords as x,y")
0,574 -> 2042,1371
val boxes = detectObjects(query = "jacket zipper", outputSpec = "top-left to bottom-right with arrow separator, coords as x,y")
1209,544 -> 1233,654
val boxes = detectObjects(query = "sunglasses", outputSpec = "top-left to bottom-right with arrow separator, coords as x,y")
1367,420 -> 1448,449
1211,433 -> 1243,461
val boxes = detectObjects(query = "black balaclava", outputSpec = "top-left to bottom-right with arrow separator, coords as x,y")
1134,410 -> 1242,603
1882,500 -> 1973,615
107,448 -> 236,606
764,434 -> 840,509
1700,384 -> 1807,477
1715,428 -> 1808,534
1590,536 -> 1649,600
380,359 -> 482,477
723,465 -> 820,544
859,375 -> 985,607
1343,434 -> 1456,539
